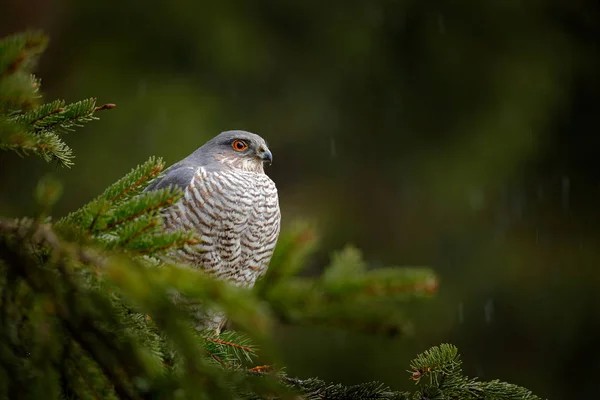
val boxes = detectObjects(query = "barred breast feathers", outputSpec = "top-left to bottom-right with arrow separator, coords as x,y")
163,165 -> 280,287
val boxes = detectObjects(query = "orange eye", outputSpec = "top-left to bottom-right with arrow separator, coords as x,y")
232,140 -> 248,151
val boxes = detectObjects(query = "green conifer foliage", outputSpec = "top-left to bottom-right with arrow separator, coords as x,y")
0,31 -> 114,167
0,31 -> 543,399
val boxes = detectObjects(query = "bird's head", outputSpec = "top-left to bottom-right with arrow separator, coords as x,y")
198,130 -> 273,173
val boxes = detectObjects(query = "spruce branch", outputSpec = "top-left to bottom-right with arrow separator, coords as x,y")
1,97 -> 112,166
131,230 -> 200,255
30,74 -> 41,94
102,257 -> 260,399
0,31 -> 47,79
0,218 -> 263,399
0,32 -> 47,113
201,330 -> 257,366
0,72 -> 42,112
110,263 -> 273,340
408,344 -> 542,400
59,156 -> 166,231
97,224 -> 199,255
110,216 -> 159,247
0,220 -> 146,400
104,156 -> 165,203
0,218 -> 105,269
1,32 -> 114,166
324,267 -> 439,300
54,157 -> 200,257
60,341 -> 118,400
0,205 -> 546,400
256,222 -> 319,290
100,188 -> 181,232
409,343 -> 460,385
12,99 -> 65,127
21,97 -> 99,133
205,337 -> 254,355
260,243 -> 435,336
0,122 -> 75,167
247,373 -> 410,400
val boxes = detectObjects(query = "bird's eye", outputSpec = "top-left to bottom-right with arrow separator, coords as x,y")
232,140 -> 248,151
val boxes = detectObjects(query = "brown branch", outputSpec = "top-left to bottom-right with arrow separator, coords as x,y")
23,36 -> 46,51
410,361 -> 446,383
204,337 -> 255,354
88,207 -> 105,232
209,353 -> 230,367
362,278 -> 439,297
28,106 -> 65,126
38,98 -> 97,131
0,53 -> 26,78
246,369 -> 303,386
248,365 -> 271,373
121,220 -> 157,246
95,103 -> 116,111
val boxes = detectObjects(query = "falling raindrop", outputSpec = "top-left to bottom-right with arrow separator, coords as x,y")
475,362 -> 485,377
137,79 -> 147,98
329,137 -> 337,158
468,188 -> 485,211
457,302 -> 464,324
484,298 -> 494,324
437,14 -> 446,34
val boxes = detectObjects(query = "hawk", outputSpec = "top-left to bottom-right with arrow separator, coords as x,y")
145,130 -> 280,329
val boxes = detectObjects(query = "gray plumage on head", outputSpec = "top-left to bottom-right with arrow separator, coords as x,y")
145,130 -> 273,192
145,130 -> 281,332
192,130 -> 272,171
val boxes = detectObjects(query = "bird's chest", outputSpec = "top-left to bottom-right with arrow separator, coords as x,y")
168,168 -> 279,285
188,169 -> 276,250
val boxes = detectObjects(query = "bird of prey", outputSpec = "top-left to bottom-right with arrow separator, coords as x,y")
144,130 -> 280,329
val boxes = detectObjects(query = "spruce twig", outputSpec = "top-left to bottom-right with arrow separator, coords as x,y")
205,337 -> 254,354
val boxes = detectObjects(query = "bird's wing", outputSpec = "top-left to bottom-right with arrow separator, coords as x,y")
144,164 -> 197,192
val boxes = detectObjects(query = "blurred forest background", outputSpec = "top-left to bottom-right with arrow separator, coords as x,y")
1,1 -> 599,399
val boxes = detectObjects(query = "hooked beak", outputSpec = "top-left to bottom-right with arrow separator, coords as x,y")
258,148 -> 273,164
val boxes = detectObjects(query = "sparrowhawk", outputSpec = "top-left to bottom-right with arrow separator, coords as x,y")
145,130 -> 280,329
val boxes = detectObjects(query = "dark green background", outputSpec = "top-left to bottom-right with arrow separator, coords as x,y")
2,1 -> 600,398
